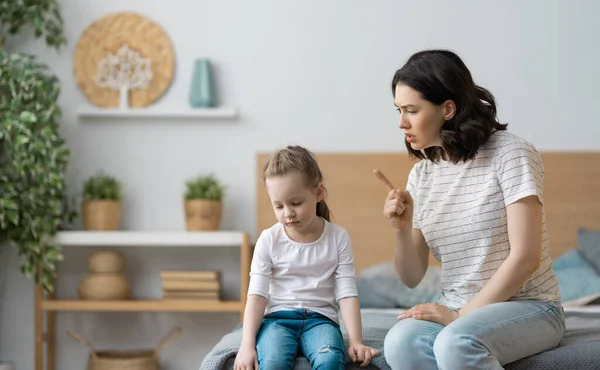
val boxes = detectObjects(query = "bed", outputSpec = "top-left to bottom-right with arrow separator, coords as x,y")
201,151 -> 600,370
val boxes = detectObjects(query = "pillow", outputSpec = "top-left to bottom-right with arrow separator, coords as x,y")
578,228 -> 600,274
552,249 -> 600,306
552,249 -> 590,271
356,262 -> 441,308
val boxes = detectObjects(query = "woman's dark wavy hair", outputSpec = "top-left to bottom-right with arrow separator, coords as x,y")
391,49 -> 507,163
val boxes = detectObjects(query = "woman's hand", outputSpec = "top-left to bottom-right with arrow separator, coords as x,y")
233,343 -> 258,370
383,189 -> 414,230
399,303 -> 458,326
347,341 -> 381,368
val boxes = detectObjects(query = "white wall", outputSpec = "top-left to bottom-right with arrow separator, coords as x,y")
1,0 -> 598,369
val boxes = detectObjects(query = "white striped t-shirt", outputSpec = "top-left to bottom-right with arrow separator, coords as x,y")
406,130 -> 561,310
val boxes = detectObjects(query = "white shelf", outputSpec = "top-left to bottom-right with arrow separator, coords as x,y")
77,105 -> 238,119
42,299 -> 243,312
50,231 -> 247,247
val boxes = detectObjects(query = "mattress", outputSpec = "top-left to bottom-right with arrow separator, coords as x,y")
200,307 -> 600,370
356,307 -> 600,369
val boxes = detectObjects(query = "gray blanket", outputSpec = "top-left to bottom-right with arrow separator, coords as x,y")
200,309 -> 600,370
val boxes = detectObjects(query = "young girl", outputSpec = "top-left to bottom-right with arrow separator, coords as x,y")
382,49 -> 565,369
234,145 -> 380,370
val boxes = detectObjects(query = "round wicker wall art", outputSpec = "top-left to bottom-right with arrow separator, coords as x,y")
73,12 -> 175,108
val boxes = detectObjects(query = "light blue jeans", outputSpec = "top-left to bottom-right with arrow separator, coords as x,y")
256,309 -> 345,370
384,300 -> 565,370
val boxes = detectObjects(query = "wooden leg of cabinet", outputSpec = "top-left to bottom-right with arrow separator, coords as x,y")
47,290 -> 56,370
240,233 -> 251,322
35,284 -> 44,370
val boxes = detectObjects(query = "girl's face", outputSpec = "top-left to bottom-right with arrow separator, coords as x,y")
265,172 -> 324,235
393,83 -> 455,151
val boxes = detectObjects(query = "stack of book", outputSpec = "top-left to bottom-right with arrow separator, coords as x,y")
160,270 -> 220,301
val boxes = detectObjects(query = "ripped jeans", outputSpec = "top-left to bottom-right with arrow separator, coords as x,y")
255,309 -> 345,370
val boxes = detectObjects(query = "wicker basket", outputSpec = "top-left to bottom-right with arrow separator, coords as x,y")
82,200 -> 121,231
68,327 -> 182,370
184,200 -> 222,231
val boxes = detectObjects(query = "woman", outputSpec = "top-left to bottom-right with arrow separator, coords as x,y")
382,49 -> 565,370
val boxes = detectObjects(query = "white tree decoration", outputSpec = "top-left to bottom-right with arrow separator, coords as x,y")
94,44 -> 153,109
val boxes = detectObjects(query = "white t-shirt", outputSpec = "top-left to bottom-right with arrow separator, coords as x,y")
247,219 -> 358,323
406,130 -> 561,310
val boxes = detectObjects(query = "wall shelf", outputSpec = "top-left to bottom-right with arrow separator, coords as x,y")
42,299 -> 243,312
76,105 -> 238,119
50,230 -> 247,247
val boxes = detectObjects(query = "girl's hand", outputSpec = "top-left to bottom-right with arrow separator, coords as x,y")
383,188 -> 414,230
398,303 -> 459,326
348,342 -> 381,368
233,343 -> 258,370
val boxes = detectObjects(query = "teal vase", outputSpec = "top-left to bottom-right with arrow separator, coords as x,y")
189,59 -> 216,108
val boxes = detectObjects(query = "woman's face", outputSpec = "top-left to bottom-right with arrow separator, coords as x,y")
393,83 -> 454,151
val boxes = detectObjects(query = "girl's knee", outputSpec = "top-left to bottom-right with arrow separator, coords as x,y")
259,358 -> 293,370
310,345 -> 344,370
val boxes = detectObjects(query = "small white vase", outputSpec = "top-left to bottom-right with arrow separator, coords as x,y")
119,85 -> 129,110
0,362 -> 16,370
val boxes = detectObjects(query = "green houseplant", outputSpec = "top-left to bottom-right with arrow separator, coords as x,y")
0,0 -> 67,50
82,173 -> 123,231
0,0 -> 73,294
184,174 -> 224,231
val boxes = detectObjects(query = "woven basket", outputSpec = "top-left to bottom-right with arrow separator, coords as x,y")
82,200 -> 121,231
68,327 -> 182,370
184,200 -> 222,231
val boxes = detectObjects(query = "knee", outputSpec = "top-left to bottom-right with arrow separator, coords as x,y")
384,320 -> 429,369
259,357 -> 293,370
310,345 -> 344,370
433,326 -> 475,369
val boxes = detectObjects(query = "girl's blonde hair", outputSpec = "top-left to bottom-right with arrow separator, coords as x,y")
262,145 -> 331,222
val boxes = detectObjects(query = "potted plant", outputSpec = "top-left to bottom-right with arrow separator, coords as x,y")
184,174 -> 225,231
0,0 -> 74,296
0,0 -> 66,50
82,173 -> 123,231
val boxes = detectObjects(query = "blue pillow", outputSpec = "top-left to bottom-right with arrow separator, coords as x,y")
552,249 -> 600,303
578,228 -> 600,275
356,262 -> 441,308
552,249 -> 589,271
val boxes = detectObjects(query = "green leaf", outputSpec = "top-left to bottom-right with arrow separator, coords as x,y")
15,135 -> 29,145
45,246 -> 62,262
19,111 -> 37,123
6,210 -> 19,225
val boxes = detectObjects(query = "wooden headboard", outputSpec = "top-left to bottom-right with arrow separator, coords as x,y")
256,152 -> 600,272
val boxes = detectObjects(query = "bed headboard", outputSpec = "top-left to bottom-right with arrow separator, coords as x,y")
256,152 -> 600,272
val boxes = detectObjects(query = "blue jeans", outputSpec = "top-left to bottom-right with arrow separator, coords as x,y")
256,309 -> 345,370
384,300 -> 565,370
